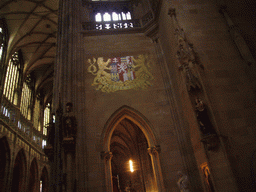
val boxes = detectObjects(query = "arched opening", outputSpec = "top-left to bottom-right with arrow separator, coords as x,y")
11,149 -> 27,192
40,167 -> 49,192
0,137 -> 10,192
111,118 -> 155,192
102,106 -> 164,192
28,158 -> 39,192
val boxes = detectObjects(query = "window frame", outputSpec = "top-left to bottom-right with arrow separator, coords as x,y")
3,51 -> 23,105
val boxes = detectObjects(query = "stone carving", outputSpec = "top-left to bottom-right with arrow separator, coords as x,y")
195,98 -> 215,135
177,171 -> 190,192
63,102 -> 77,139
87,55 -> 154,92
169,8 -> 201,92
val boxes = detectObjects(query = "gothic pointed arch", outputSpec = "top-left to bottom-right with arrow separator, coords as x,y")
101,105 -> 158,152
0,136 -> 10,192
11,148 -> 27,192
40,166 -> 49,192
28,158 -> 39,192
101,105 -> 165,192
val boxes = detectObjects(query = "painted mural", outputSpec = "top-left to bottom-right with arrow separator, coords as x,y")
87,54 -> 154,92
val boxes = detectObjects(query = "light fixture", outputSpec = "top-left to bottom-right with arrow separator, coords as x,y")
129,159 -> 134,173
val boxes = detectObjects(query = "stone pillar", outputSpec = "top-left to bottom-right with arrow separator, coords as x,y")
63,138 -> 76,192
101,151 -> 113,192
138,141 -> 154,191
168,7 -> 239,192
148,146 -> 165,192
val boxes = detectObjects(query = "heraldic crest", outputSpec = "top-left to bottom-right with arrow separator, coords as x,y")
87,54 -> 154,92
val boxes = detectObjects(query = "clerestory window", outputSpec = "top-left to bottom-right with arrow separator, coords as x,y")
95,11 -> 133,30
43,103 -> 51,136
3,51 -> 21,105
95,11 -> 132,22
20,82 -> 32,120
33,98 -> 41,131
89,0 -> 134,30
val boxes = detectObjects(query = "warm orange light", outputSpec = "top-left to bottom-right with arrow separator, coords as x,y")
129,160 -> 134,172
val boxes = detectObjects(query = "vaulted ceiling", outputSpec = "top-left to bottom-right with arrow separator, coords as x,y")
0,0 -> 58,104
1,0 -> 255,105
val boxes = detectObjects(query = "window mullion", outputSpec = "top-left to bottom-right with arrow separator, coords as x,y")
8,63 -> 15,102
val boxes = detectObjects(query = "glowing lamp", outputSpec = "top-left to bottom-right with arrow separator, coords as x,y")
129,159 -> 134,172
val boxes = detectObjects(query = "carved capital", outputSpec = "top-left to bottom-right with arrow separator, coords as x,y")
101,151 -> 113,161
148,145 -> 161,156
168,8 -> 176,17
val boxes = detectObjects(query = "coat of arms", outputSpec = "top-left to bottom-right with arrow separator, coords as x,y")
87,54 -> 154,92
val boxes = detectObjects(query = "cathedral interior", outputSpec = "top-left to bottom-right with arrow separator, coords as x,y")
0,0 -> 256,191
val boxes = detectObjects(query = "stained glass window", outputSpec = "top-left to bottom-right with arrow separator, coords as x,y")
33,98 -> 41,131
43,103 -> 51,135
20,82 -> 32,120
3,52 -> 21,104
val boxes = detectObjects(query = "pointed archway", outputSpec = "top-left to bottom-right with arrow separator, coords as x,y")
28,158 -> 39,192
0,137 -> 10,192
11,149 -> 27,192
101,106 -> 165,192
40,167 -> 49,192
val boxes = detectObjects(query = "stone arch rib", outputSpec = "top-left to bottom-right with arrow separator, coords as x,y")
28,158 -> 39,192
101,105 -> 158,153
11,148 -> 27,192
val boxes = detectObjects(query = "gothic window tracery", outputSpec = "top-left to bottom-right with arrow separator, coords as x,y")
43,103 -> 51,136
87,0 -> 134,30
33,98 -> 41,131
3,51 -> 22,105
20,82 -> 32,120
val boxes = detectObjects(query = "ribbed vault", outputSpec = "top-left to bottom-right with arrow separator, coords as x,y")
0,0 -> 58,101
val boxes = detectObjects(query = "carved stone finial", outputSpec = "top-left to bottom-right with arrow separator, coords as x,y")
168,8 -> 176,17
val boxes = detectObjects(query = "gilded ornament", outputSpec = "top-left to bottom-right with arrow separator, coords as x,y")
86,55 -> 154,92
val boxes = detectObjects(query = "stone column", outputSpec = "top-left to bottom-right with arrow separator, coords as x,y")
66,152 -> 74,192
63,138 -> 76,192
148,146 -> 165,192
168,7 -> 239,192
101,151 -> 113,192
